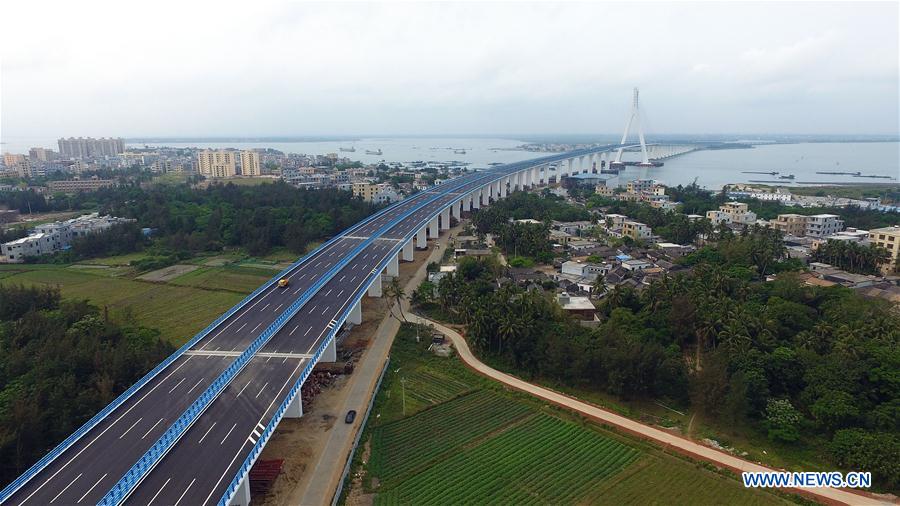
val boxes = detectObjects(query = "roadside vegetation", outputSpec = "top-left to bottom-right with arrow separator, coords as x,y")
0,284 -> 172,485
0,180 -> 378,262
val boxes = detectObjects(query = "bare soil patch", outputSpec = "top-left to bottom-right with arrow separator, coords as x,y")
137,264 -> 199,282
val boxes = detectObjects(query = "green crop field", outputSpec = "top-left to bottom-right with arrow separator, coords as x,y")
591,458 -> 792,505
369,390 -> 531,486
344,324 -> 795,506
168,265 -> 273,293
398,368 -> 473,412
375,414 -> 641,506
0,263 -> 245,346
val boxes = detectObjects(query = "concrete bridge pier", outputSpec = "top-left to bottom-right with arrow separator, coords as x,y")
349,300 -> 362,324
387,252 -> 399,277
229,475 -> 251,506
402,239 -> 414,261
285,390 -> 303,418
567,159 -> 574,177
452,199 -> 461,220
428,217 -> 439,238
471,191 -> 481,209
322,338 -> 337,362
416,227 -> 427,248
463,195 -> 472,212
500,177 -> 508,198
532,166 -> 540,186
368,274 -> 382,297
440,208 -> 450,231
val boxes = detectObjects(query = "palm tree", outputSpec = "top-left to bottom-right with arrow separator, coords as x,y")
469,310 -> 491,351
497,312 -> 523,355
383,277 -> 407,322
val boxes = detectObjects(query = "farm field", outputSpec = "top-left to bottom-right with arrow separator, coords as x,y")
343,324 -> 795,506
369,391 -> 531,487
0,263 -> 246,346
375,413 -> 641,505
590,458 -> 791,506
168,264 -> 273,293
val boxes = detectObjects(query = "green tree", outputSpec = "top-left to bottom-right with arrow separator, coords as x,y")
764,398 -> 803,443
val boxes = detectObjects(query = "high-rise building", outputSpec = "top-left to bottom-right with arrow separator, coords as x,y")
28,147 -> 57,162
1,154 -> 34,178
197,150 -> 236,178
240,151 -> 261,176
57,137 -> 125,158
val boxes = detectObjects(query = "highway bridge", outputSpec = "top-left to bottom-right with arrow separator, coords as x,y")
0,144 -> 637,506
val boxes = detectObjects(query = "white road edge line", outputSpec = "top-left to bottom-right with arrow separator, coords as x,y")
48,473 -> 81,504
146,477 -> 171,506
75,472 -> 106,504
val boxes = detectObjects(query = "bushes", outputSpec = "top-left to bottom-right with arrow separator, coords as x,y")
0,294 -> 172,484
829,429 -> 900,489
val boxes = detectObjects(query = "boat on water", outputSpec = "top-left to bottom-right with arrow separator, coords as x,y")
779,174 -> 795,180
453,149 -> 467,155
339,146 -> 356,152
742,171 -> 778,175
365,149 -> 383,155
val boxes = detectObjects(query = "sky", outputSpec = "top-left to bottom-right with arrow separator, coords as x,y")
1,1 -> 898,141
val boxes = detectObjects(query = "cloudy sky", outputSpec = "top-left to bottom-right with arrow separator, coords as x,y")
1,1 -> 898,140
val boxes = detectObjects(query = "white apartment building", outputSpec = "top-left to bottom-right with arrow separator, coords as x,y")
57,137 -> 125,158
561,260 -> 609,281
706,202 -> 757,226
805,214 -> 844,238
2,213 -> 134,262
626,179 -> 656,194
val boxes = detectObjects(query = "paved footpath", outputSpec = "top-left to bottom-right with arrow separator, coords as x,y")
297,237 -> 455,506
419,317 -> 889,506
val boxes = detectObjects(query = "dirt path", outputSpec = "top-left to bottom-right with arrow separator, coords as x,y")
419,317 -> 889,506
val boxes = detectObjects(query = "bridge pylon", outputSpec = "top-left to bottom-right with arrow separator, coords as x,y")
613,87 -> 651,166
